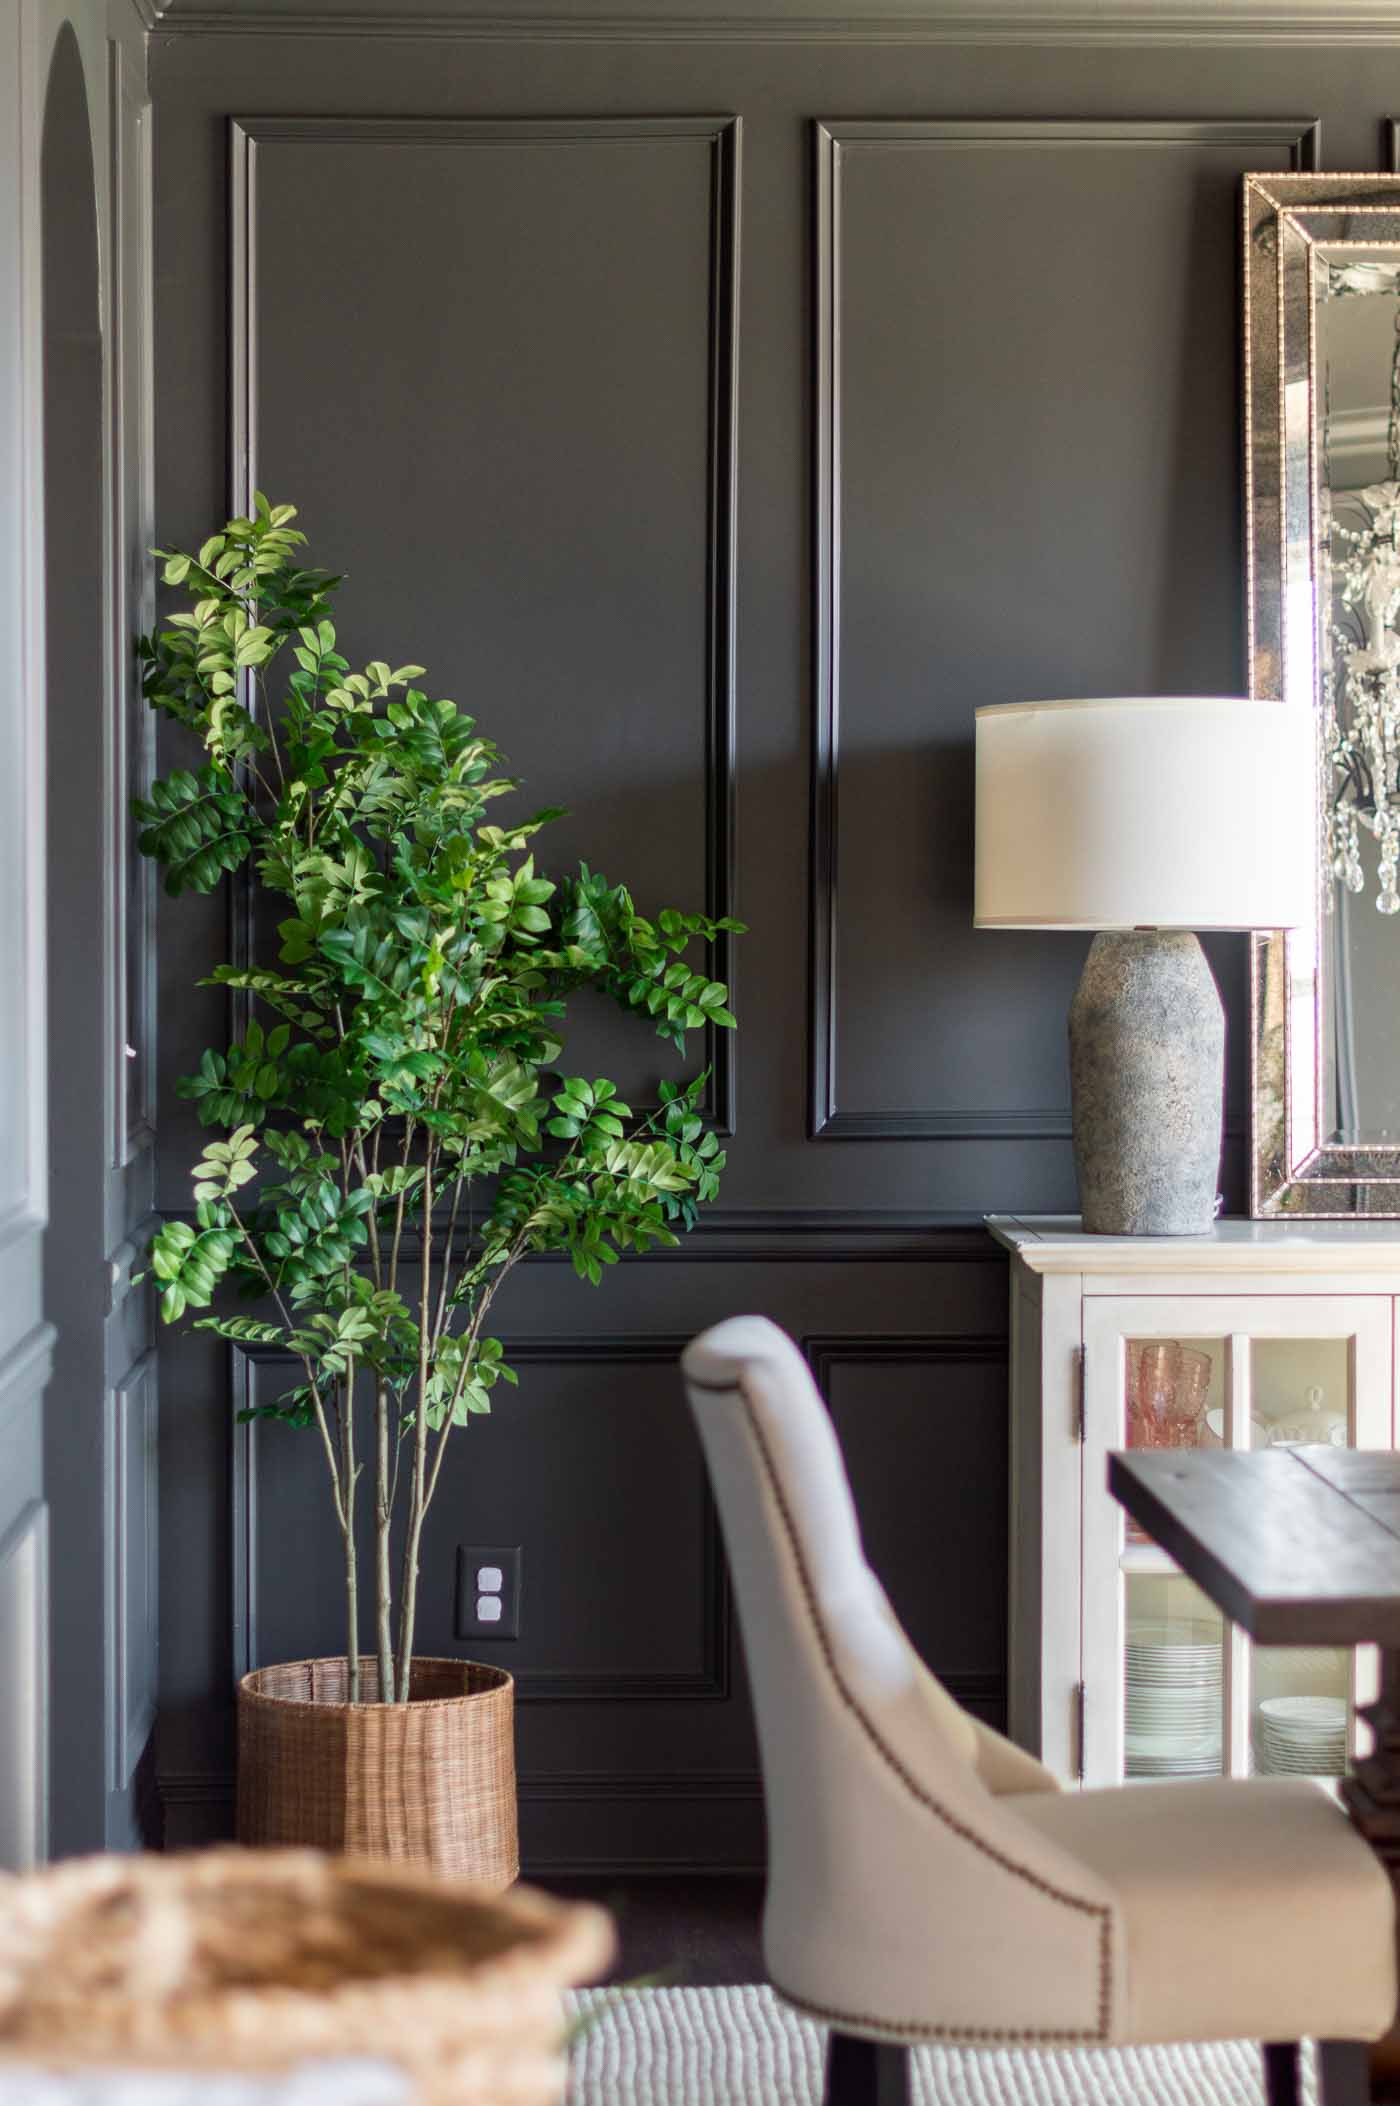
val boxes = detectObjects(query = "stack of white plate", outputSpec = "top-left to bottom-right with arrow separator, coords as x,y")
1254,1694 -> 1347,1776
1125,1622 -> 1222,1778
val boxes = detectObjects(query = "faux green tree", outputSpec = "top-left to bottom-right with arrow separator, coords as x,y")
137,496 -> 741,1703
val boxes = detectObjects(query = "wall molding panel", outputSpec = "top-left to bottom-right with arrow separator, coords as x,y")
108,1352 -> 158,1792
231,1333 -> 731,1702
804,1328 -> 1008,1385
228,113 -> 740,1134
0,1325 -> 56,1448
0,1502 -> 48,1872
808,115 -> 1320,1144
804,1330 -> 1010,1725
183,1304 -> 1015,1851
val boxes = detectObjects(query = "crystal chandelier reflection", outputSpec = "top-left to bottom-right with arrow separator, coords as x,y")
1324,261 -> 1400,915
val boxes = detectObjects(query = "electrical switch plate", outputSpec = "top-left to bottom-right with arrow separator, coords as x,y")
454,1544 -> 522,1641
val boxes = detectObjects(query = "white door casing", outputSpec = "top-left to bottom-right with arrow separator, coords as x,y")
0,0 -> 155,1864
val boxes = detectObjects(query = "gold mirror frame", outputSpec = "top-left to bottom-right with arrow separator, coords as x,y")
1248,173 -> 1400,1216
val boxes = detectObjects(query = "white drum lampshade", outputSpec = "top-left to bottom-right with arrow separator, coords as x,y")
974,696 -> 1314,933
972,698 -> 1314,1236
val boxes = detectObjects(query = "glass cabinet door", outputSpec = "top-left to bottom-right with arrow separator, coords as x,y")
1081,1295 -> 1392,1789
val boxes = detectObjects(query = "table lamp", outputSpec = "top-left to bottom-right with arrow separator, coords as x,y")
973,697 -> 1313,1236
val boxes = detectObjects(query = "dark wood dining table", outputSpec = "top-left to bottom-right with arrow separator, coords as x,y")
1110,1445 -> 1400,2101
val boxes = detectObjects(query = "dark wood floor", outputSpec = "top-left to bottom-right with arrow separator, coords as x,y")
541,1875 -> 767,1988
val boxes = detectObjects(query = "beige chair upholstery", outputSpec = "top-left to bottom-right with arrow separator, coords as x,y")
680,1314 -> 1396,2063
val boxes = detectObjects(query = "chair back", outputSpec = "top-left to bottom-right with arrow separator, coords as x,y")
683,1313 -> 977,1774
680,1314 -> 1117,2039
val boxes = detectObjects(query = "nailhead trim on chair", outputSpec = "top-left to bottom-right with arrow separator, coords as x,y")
688,1372 -> 1115,2045
775,1980 -> 1115,2048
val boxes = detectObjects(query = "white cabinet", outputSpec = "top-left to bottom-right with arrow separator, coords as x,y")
991,1216 -> 1400,1790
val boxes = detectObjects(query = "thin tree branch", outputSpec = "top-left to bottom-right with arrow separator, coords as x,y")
395,1138 -> 437,1699
421,1223 -> 529,1516
386,1117 -> 417,1300
374,1377 -> 393,1698
431,1164 -> 467,1346
338,1358 -> 360,1702
253,664 -> 286,790
353,1132 -> 383,1291
227,1199 -> 346,1530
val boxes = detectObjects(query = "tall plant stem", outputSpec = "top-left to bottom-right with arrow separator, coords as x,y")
396,1144 -> 436,1700
253,665 -> 287,789
353,1135 -> 383,1290
432,1167 -> 467,1341
226,1201 -> 345,1533
339,1361 -> 360,1701
422,1227 -> 530,1515
386,1117 -> 417,1299
375,1380 -> 394,1696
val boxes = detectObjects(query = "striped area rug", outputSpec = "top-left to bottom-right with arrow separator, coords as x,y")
566,1987 -> 1309,2106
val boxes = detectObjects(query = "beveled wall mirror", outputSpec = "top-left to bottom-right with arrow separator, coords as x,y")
1247,172 -> 1400,1216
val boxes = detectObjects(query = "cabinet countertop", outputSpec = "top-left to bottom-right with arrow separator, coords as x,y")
987,1214 -> 1400,1275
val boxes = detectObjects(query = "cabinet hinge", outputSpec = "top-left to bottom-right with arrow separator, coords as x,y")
1072,1344 -> 1086,1442
1072,1679 -> 1086,1782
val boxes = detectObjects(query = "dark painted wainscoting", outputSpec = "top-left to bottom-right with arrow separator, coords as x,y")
149,19 -> 1398,1868
161,1223 -> 1009,1870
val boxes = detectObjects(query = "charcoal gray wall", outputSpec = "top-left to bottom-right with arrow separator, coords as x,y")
149,19 -> 1392,1869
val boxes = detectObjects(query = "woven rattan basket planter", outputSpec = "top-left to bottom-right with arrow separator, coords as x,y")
238,1656 -> 518,1886
0,1846 -> 612,2106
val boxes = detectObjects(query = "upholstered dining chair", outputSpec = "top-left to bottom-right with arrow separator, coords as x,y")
680,1315 -> 1397,2106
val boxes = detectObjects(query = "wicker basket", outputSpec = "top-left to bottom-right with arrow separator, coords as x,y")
0,1846 -> 612,2106
238,1657 -> 518,1887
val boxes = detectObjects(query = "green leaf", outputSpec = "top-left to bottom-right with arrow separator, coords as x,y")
134,765 -> 255,896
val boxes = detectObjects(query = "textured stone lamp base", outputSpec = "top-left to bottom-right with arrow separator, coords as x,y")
1069,931 -> 1225,1237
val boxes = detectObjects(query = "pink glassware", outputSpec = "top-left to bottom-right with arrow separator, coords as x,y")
1170,1347 -> 1212,1440
1131,1342 -> 1179,1446
1124,1342 -> 1213,1539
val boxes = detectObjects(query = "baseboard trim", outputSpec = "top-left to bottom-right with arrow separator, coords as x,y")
157,1768 -> 234,1807
156,1764 -> 769,1874
157,1766 -> 766,1806
157,1676 -> 1002,1816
